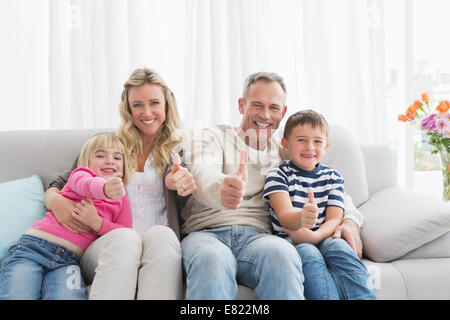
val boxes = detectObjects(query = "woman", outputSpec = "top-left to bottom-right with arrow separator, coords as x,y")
44,68 -> 195,299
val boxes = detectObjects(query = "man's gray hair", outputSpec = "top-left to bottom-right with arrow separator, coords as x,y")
242,71 -> 287,102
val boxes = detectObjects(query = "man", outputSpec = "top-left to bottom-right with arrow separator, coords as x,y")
181,72 -> 363,299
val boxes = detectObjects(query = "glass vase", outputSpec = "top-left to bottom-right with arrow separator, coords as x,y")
439,151 -> 450,202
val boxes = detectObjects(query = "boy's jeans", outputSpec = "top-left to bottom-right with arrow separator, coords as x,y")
0,234 -> 87,300
294,236 -> 376,300
181,225 -> 305,300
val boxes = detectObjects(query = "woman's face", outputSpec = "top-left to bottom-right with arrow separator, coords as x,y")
128,83 -> 166,141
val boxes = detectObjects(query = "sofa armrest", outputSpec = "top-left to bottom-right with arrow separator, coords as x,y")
361,144 -> 398,196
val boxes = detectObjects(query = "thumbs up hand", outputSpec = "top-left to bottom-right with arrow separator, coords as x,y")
220,149 -> 248,209
165,153 -> 196,197
104,173 -> 126,200
300,191 -> 318,229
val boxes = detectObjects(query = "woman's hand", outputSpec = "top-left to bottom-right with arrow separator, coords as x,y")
44,187 -> 93,233
72,198 -> 103,233
165,154 -> 197,197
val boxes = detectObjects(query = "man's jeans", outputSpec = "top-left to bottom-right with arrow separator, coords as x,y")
0,235 -> 87,300
295,237 -> 376,300
181,225 -> 305,300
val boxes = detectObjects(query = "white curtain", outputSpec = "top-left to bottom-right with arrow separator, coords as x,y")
0,0 -> 387,144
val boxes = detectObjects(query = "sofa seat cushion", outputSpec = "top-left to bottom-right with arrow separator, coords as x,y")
360,187 -> 450,262
0,175 -> 47,263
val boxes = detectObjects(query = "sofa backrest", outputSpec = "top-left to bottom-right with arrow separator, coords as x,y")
0,128 -> 108,189
0,125 -> 371,207
322,125 -> 370,207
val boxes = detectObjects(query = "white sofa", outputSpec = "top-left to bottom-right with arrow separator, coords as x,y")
1,125 -> 449,300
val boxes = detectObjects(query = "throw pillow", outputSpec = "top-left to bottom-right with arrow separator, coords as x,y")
360,187 -> 450,262
0,175 -> 47,264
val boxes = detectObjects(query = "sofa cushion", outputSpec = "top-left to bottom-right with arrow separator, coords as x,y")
0,175 -> 47,263
360,187 -> 450,262
322,125 -> 369,207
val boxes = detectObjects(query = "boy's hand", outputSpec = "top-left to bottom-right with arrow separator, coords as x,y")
220,149 -> 248,209
300,191 -> 318,229
104,173 -> 125,199
282,227 -> 321,245
72,198 -> 103,233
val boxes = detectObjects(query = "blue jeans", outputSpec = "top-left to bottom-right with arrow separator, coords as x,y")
0,235 -> 87,300
181,225 -> 305,300
294,237 -> 376,300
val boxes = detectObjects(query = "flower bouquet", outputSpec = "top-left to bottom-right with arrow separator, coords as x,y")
398,93 -> 449,201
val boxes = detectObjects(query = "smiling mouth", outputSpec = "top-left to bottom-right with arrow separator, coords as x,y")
101,168 -> 116,173
142,119 -> 156,125
254,121 -> 272,129
301,154 -> 316,159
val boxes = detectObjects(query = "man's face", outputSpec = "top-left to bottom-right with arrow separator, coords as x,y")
238,80 -> 287,141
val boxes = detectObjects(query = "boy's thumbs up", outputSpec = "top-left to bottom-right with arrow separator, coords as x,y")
308,191 -> 316,204
172,153 -> 181,174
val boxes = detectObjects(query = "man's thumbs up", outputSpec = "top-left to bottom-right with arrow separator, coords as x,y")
220,149 -> 248,210
172,153 -> 181,174
235,149 -> 248,182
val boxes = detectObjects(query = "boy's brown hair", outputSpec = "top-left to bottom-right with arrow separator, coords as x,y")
283,109 -> 329,140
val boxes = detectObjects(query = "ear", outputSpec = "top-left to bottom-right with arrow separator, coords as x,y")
324,141 -> 330,151
281,106 -> 287,119
281,137 -> 289,152
238,98 -> 245,115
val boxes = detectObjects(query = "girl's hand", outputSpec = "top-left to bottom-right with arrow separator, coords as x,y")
165,154 -> 197,197
104,174 -> 126,199
72,198 -> 103,233
46,188 -> 92,233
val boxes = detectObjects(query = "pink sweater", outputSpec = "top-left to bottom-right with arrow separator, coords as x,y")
32,167 -> 132,250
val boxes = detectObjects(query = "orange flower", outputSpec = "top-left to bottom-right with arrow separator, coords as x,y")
406,110 -> 415,120
421,92 -> 430,103
398,114 -> 408,122
447,164 -> 450,173
413,100 -> 423,110
407,105 -> 417,116
436,100 -> 450,113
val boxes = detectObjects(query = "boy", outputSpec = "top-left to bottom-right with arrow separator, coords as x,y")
263,110 -> 375,300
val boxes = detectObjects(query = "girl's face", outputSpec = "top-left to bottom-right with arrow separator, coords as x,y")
89,147 -> 124,180
128,83 -> 166,142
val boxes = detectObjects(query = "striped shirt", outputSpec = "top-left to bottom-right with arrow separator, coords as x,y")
263,160 -> 345,238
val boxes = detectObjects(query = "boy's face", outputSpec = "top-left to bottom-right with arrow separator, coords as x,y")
281,123 -> 329,171
89,147 -> 124,180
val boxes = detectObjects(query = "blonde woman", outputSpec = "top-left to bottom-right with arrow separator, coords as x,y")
44,68 -> 195,299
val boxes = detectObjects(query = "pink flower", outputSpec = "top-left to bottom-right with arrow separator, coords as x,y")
435,113 -> 449,136
421,113 -> 436,131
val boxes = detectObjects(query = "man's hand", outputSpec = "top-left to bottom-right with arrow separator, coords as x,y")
166,153 -> 197,197
72,198 -> 103,233
104,173 -> 125,199
332,219 -> 363,258
300,191 -> 318,229
220,149 -> 248,209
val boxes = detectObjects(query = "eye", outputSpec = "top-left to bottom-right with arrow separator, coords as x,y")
132,103 -> 142,108
151,101 -> 160,106
314,140 -> 323,144
270,105 -> 280,111
297,138 -> 305,142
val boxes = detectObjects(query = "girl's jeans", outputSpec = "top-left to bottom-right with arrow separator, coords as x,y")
0,234 -> 87,300
294,236 -> 376,300
181,225 -> 305,300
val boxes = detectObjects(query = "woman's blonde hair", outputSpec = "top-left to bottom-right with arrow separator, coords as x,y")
77,133 -> 133,184
117,68 -> 184,177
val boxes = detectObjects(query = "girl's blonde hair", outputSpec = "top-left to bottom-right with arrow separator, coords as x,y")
77,133 -> 133,184
117,68 -> 185,177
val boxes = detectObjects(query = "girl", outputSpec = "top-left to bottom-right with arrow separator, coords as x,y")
0,133 -> 132,299
44,68 -> 195,299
